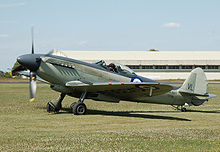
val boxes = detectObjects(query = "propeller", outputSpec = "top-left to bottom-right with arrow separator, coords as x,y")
29,71 -> 37,102
11,26 -> 41,102
10,61 -> 27,76
31,26 -> 34,54
29,26 -> 37,102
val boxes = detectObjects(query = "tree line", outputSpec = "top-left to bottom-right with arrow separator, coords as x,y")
0,71 -> 12,78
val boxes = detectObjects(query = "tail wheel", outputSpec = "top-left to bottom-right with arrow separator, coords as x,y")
71,102 -> 87,115
181,107 -> 187,112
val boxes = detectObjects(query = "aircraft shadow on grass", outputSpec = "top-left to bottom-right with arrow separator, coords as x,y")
57,108 -> 191,121
39,106 -> 219,121
187,109 -> 220,114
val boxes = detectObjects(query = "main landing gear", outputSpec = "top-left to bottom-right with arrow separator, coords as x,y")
46,92 -> 87,115
70,92 -> 87,115
47,93 -> 66,113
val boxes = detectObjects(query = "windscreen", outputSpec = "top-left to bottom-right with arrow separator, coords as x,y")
113,62 -> 136,75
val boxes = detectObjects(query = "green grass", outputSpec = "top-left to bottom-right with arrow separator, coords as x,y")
0,83 -> 220,152
0,78 -> 29,82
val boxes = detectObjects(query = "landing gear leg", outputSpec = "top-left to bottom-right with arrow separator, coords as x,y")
47,93 -> 66,113
70,91 -> 87,115
171,105 -> 180,110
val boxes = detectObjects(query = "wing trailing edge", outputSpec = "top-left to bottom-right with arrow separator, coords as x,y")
66,81 -> 173,97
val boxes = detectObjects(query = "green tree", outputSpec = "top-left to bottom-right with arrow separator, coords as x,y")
0,71 -> 4,77
4,72 -> 12,78
148,49 -> 159,52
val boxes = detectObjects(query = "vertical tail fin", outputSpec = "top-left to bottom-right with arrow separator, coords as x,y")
179,68 -> 208,95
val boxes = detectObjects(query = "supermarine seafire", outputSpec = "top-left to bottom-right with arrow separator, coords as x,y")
11,31 -> 216,115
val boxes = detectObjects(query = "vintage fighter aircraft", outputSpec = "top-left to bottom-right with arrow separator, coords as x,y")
11,33 -> 216,115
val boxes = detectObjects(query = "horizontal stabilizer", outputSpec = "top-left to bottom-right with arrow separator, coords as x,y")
206,94 -> 217,99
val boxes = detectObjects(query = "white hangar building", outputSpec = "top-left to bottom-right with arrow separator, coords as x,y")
50,50 -> 220,80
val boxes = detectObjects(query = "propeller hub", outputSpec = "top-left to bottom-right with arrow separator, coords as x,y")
17,54 -> 41,71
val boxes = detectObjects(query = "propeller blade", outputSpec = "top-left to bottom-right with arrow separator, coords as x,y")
31,26 -> 34,54
10,61 -> 27,76
29,71 -> 37,102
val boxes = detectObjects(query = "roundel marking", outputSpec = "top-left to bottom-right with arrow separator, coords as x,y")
131,77 -> 143,83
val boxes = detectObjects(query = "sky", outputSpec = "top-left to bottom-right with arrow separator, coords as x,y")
0,0 -> 220,71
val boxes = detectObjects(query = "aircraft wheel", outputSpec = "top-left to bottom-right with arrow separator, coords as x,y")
70,102 -> 77,109
46,101 -> 60,113
181,107 -> 187,112
71,102 -> 87,115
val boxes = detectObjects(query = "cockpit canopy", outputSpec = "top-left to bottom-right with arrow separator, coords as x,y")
94,60 -> 136,77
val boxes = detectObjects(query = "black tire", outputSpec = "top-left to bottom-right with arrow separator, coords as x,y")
70,102 -> 77,109
47,102 -> 53,113
71,102 -> 87,115
181,107 -> 187,112
46,102 -> 60,113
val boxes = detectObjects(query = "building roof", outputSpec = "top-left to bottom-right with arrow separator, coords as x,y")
50,50 -> 220,65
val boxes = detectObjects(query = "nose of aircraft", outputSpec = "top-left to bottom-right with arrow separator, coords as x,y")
17,54 -> 41,71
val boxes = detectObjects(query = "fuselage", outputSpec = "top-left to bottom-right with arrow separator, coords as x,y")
34,54 -> 188,106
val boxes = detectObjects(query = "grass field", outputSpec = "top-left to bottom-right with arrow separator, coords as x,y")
0,83 -> 220,152
0,78 -> 29,82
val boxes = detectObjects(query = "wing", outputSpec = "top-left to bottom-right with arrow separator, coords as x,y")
66,81 -> 173,100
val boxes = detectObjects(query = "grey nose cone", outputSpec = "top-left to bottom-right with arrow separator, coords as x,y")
17,54 -> 41,71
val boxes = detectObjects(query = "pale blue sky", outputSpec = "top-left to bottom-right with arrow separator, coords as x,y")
0,0 -> 220,71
